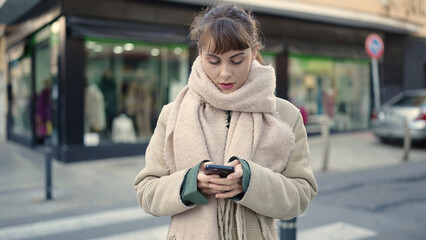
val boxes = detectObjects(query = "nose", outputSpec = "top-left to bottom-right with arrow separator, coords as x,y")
219,63 -> 231,80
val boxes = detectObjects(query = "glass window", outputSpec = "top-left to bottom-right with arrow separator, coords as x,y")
10,57 -> 32,137
34,43 -> 52,142
288,54 -> 371,131
393,95 -> 426,107
261,52 -> 276,69
84,38 -> 189,145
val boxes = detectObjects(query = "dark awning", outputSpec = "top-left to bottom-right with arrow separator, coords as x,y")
68,15 -> 190,44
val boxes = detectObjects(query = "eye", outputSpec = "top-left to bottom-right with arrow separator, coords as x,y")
231,56 -> 244,65
206,56 -> 220,65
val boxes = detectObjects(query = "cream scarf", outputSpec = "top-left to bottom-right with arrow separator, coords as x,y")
164,57 -> 295,239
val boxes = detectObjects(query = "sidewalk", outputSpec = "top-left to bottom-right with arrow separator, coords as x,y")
308,131 -> 426,173
0,142 -> 144,225
0,130 -> 425,236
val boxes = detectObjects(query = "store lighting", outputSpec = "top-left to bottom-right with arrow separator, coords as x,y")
151,48 -> 160,56
94,45 -> 103,53
113,46 -> 124,54
51,21 -> 60,33
304,74 -> 316,88
86,41 -> 96,49
174,47 -> 182,55
124,43 -> 134,51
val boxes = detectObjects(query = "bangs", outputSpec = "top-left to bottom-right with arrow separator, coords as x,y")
200,18 -> 251,54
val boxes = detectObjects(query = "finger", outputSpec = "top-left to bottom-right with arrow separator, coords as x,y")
209,182 -> 241,192
198,184 -> 225,195
209,177 -> 240,185
198,171 -> 219,183
200,161 -> 212,171
197,181 -> 211,189
225,160 -> 240,167
227,164 -> 243,180
215,188 -> 243,199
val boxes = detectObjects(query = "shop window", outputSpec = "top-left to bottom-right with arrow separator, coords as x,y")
9,57 -> 32,137
84,38 -> 189,146
261,52 -> 277,69
34,42 -> 51,143
288,54 -> 371,131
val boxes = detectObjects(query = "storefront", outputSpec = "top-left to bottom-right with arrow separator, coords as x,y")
4,1 -> 198,162
287,54 -> 371,131
5,0 -> 419,162
7,19 -> 60,147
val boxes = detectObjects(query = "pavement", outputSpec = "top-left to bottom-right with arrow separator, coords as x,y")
0,130 -> 425,239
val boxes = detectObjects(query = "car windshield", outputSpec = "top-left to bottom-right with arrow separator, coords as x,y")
393,95 -> 426,107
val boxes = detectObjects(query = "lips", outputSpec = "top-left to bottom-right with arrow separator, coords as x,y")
220,83 -> 234,90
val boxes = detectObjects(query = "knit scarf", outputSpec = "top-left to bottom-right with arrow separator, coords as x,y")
164,57 -> 295,240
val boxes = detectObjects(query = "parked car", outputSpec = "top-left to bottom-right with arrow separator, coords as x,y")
372,89 -> 426,142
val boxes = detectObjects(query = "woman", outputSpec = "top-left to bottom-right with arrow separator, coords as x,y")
134,4 -> 317,240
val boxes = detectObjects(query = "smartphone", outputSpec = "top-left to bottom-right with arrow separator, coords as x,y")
204,164 -> 235,178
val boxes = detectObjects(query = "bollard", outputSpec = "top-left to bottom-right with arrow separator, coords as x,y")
45,138 -> 53,200
280,218 -> 297,240
320,118 -> 330,172
402,117 -> 411,162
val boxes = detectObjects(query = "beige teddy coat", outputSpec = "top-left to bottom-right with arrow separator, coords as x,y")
134,96 -> 318,240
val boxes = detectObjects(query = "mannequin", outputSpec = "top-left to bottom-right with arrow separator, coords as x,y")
85,79 -> 106,133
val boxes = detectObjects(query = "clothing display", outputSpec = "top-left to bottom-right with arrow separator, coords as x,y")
125,81 -> 154,138
98,72 -> 117,131
134,57 -> 318,240
35,86 -> 51,137
322,87 -> 336,118
112,114 -> 137,143
85,84 -> 106,132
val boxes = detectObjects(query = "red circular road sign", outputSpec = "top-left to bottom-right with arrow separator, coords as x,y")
365,34 -> 384,59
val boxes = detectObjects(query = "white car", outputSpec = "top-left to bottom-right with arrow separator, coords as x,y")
372,89 -> 426,142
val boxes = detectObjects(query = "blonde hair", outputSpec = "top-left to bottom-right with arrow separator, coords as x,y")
189,4 -> 264,63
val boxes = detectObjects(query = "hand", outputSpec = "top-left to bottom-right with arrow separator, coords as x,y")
208,160 -> 244,199
197,161 -> 221,195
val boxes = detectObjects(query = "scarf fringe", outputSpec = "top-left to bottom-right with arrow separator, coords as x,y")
256,213 -> 275,240
218,199 -> 246,240
218,199 -> 274,240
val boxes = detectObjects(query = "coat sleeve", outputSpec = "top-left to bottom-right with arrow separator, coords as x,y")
133,104 -> 195,217
236,107 -> 318,220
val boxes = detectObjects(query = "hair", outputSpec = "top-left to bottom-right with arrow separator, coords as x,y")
189,3 -> 265,63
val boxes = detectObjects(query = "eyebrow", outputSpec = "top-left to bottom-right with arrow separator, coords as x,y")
206,52 -> 246,58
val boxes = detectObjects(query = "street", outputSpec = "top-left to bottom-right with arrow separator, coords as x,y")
298,161 -> 426,240
0,131 -> 425,239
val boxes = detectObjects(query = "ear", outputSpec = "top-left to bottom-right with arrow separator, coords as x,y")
251,43 -> 259,62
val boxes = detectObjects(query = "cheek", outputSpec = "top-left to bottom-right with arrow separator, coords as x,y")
202,62 -> 217,81
238,64 -> 251,82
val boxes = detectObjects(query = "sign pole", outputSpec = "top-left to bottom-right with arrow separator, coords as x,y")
371,58 -> 381,112
45,137 -> 53,200
365,33 -> 384,112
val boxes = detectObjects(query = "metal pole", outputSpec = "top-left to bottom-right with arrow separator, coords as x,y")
280,218 -> 297,240
321,118 -> 330,172
371,59 -> 381,112
402,117 -> 411,162
45,138 -> 53,200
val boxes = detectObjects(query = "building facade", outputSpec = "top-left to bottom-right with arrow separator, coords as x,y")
1,0 -> 425,162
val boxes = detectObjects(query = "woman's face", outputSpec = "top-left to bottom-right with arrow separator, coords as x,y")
199,45 -> 257,94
